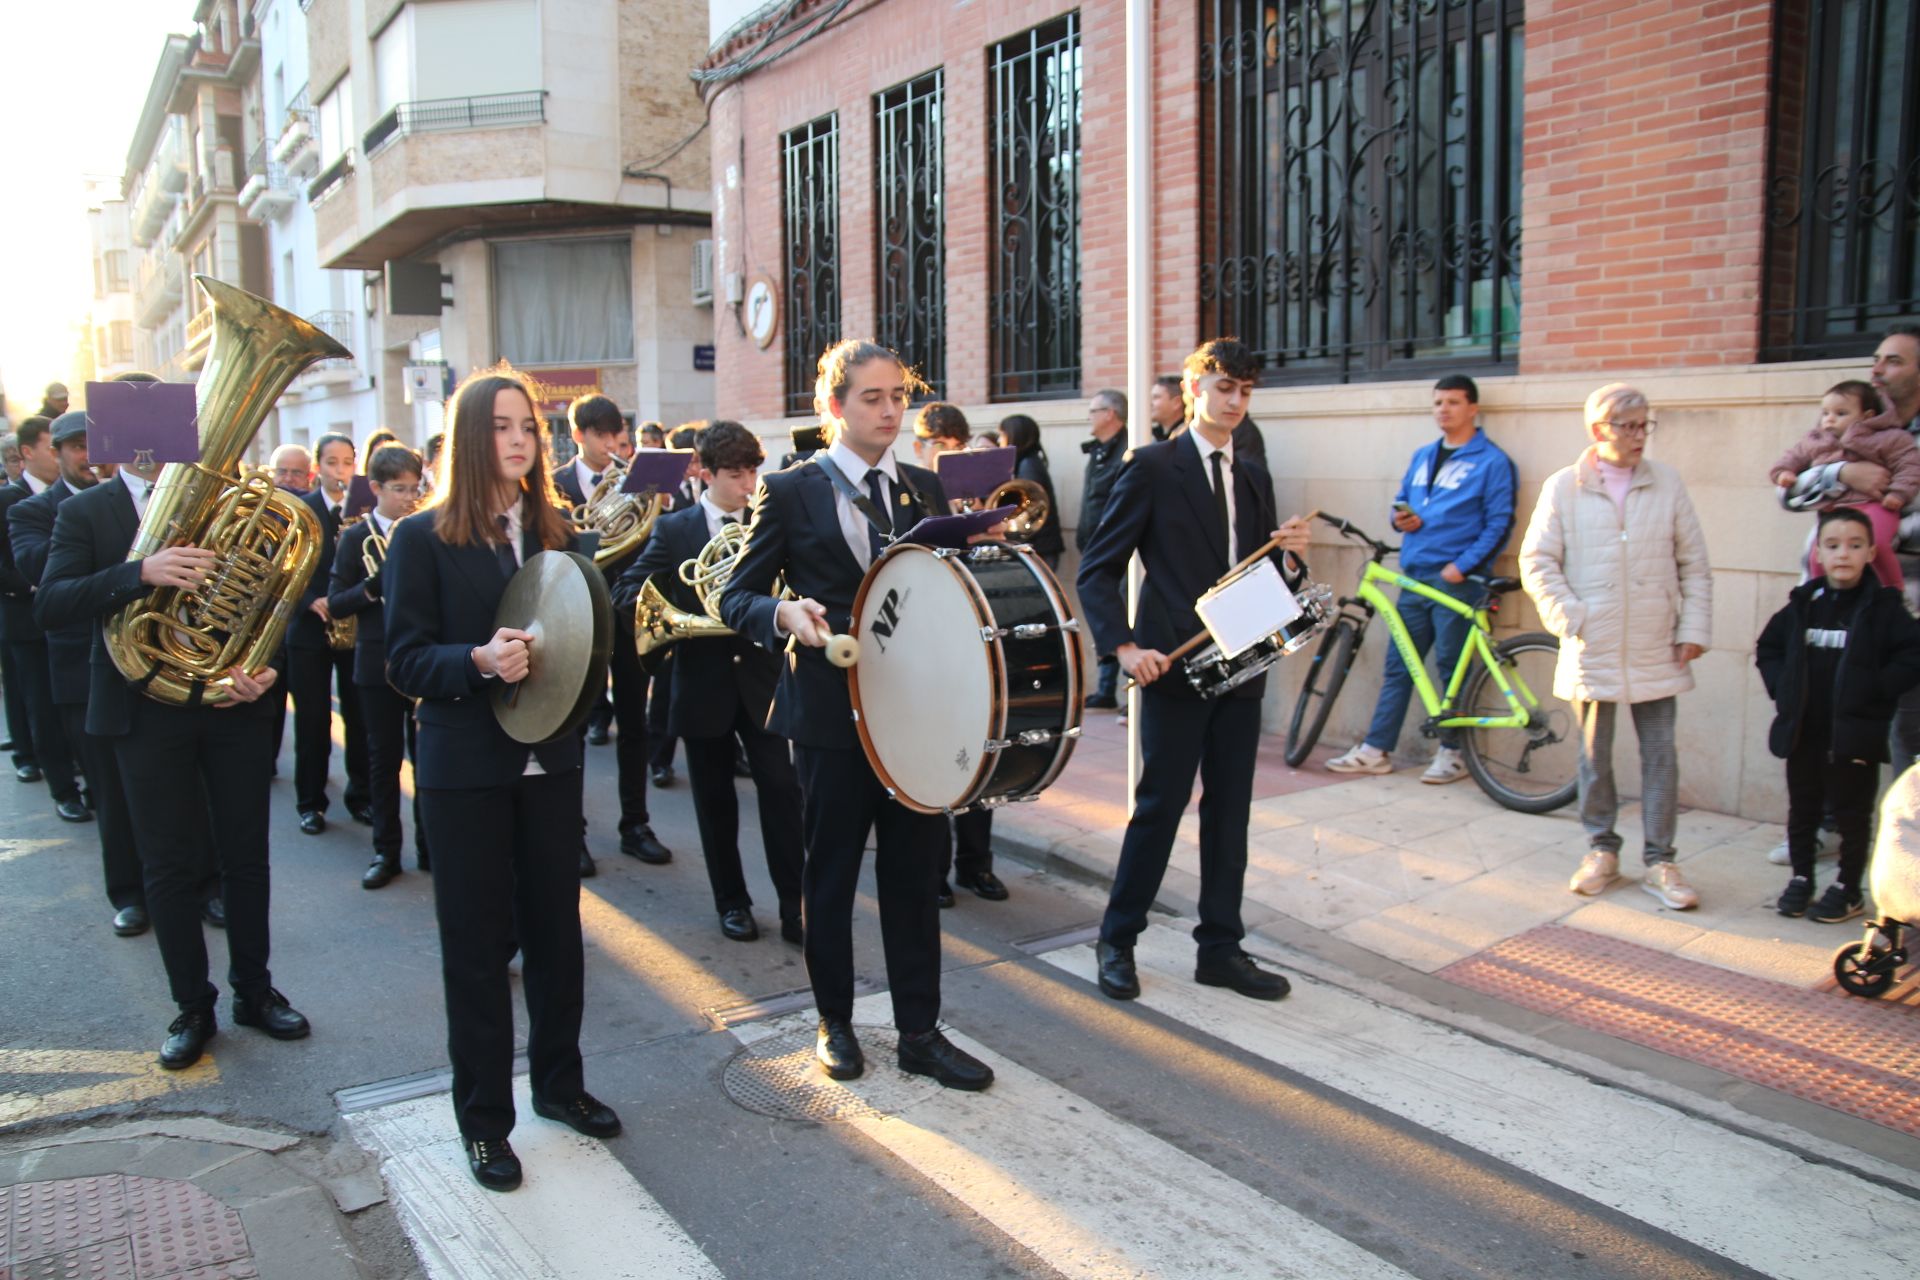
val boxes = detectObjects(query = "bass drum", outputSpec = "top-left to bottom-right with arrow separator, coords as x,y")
849,543 -> 1083,814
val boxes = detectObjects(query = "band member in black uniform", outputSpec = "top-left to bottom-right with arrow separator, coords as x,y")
616,420 -> 804,944
647,424 -> 705,787
38,446 -> 308,1069
552,394 -> 671,872
384,367 -> 619,1192
722,339 -> 993,1091
327,445 -> 430,888
290,432 -> 370,834
1076,338 -> 1311,1004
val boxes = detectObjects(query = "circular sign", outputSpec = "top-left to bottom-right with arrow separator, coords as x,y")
746,276 -> 779,349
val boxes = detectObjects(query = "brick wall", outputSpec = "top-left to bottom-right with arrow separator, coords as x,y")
1519,0 -> 1775,372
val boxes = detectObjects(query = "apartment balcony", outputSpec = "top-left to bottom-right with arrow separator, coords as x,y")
275,90 -> 319,180
295,310 -> 358,386
134,253 -> 185,328
181,300 -> 216,370
239,142 -> 296,220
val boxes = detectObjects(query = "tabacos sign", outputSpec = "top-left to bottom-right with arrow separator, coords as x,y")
525,368 -> 601,415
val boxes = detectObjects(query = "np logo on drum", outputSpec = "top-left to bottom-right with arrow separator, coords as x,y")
867,587 -> 912,653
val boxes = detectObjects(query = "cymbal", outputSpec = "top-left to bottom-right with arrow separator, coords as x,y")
492,550 -> 613,745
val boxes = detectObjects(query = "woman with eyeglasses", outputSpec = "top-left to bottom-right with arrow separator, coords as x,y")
1519,382 -> 1714,913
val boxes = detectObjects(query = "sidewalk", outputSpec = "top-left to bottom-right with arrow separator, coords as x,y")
990,709 -> 1920,1139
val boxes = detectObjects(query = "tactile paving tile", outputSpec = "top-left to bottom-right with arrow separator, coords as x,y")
120,1177 -> 248,1279
11,1236 -> 135,1280
1442,924 -> 1920,1137
6,1176 -> 128,1261
722,1024 -> 943,1122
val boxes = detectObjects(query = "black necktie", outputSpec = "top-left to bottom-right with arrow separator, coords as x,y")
864,468 -> 892,561
721,514 -> 739,526
588,472 -> 602,490
495,514 -> 518,578
331,502 -> 343,525
1209,450 -> 1230,559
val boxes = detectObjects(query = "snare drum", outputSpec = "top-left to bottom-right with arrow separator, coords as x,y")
849,542 -> 1083,814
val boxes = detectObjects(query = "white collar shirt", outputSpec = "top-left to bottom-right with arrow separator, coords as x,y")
699,491 -> 744,542
22,472 -> 48,496
497,501 -> 526,569
824,437 -> 902,572
1189,426 -> 1238,563
369,510 -> 394,539
572,455 -> 605,499
121,471 -> 151,519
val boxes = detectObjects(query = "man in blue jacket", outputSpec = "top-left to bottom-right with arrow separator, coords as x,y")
1328,376 -> 1516,783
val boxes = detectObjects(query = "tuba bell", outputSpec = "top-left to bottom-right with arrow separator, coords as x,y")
105,277 -> 346,705
572,455 -> 663,567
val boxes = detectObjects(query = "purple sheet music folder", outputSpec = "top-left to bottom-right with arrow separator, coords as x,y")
932,446 -> 1016,503
618,448 -> 696,495
84,381 -> 200,466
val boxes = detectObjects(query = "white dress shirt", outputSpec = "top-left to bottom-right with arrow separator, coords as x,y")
22,472 -> 48,496
571,455 -> 605,500
1189,425 -> 1238,563
121,470 -> 152,518
824,437 -> 902,573
497,501 -> 526,569
698,491 -> 745,542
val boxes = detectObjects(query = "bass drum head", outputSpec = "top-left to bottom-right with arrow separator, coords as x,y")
849,545 -> 998,813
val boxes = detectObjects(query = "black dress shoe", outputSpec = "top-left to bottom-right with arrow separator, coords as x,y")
586,723 -> 611,746
619,825 -> 671,865
362,856 -> 400,890
466,1138 -> 522,1192
232,987 -> 311,1039
719,907 -> 759,941
650,764 -> 675,788
55,797 -> 93,823
579,848 -> 597,878
1084,693 -> 1119,710
897,1029 -> 995,1091
816,1018 -> 864,1080
112,904 -> 150,937
298,810 -> 326,835
201,898 -> 227,929
532,1089 -> 622,1139
348,803 -> 374,826
956,870 -> 1009,901
1194,952 -> 1291,1001
1096,941 -> 1140,1000
936,882 -> 956,909
780,913 -> 804,946
160,1008 -> 216,1070
15,763 -> 42,782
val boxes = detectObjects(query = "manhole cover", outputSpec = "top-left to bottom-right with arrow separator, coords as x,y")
722,1024 -> 944,1122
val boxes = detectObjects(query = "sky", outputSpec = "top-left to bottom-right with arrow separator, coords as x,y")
0,3 -> 191,416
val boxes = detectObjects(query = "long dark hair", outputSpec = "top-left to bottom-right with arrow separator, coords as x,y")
423,366 -> 570,552
999,413 -> 1043,463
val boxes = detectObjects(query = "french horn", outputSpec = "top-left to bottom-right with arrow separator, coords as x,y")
572,455 -> 663,567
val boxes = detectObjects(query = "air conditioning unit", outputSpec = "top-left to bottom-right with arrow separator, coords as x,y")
403,364 -> 446,404
691,238 -> 714,307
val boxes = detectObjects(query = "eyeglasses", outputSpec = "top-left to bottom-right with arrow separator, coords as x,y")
379,483 -> 423,497
1596,419 -> 1656,437
272,468 -> 310,482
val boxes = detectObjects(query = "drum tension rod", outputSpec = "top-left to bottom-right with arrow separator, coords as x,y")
983,727 -> 1081,752
979,620 -> 1079,642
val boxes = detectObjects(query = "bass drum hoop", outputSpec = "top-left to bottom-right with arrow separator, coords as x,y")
848,543 -> 1008,815
1004,544 -> 1084,800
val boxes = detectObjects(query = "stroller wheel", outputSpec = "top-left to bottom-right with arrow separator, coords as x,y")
1832,940 -> 1896,997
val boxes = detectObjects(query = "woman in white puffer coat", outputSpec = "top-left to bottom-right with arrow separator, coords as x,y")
1520,383 -> 1714,911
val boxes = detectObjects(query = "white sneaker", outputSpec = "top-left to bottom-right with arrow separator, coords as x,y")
1767,831 -> 1832,866
1642,860 -> 1700,910
1569,850 -> 1619,896
1326,744 -> 1392,775
1421,746 -> 1467,785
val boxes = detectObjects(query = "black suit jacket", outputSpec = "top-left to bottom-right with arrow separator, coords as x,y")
382,506 -> 585,788
35,476 -> 149,735
9,479 -> 87,704
0,479 -> 41,643
720,455 -> 946,749
290,487 -> 349,650
553,463 -> 589,509
326,518 -> 392,688
1075,436 -> 1281,702
616,504 -> 778,739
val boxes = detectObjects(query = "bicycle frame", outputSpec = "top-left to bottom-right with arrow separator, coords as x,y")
1352,563 -> 1543,730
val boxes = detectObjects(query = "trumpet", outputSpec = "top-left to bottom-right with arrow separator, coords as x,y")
362,527 -> 388,580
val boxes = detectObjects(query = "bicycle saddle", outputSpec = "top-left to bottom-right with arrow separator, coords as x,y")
1467,574 -> 1523,596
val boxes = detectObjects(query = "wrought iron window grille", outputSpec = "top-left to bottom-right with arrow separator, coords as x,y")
875,70 -> 947,399
1200,0 -> 1524,383
361,91 -> 548,157
782,113 -> 841,417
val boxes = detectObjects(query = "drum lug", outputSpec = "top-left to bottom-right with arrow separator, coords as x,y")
1059,618 -> 1081,632
979,626 -> 1000,643
982,738 -> 1010,753
849,709 -> 861,723
1010,623 -> 1049,640
933,547 -> 964,559
1063,726 -> 1082,740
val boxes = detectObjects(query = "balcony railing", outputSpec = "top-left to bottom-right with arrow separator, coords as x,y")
308,152 -> 353,205
185,303 -> 215,349
361,90 -> 547,156
300,310 -> 357,379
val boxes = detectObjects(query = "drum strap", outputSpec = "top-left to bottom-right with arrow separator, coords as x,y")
813,454 -> 904,545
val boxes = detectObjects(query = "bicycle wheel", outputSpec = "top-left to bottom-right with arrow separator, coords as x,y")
1284,618 -> 1361,766
1457,632 -> 1580,813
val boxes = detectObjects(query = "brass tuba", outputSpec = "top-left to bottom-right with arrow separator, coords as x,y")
572,455 -> 663,567
105,276 -> 347,704
985,476 -> 1050,541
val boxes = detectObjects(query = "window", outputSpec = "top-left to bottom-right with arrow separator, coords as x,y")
105,251 -> 129,292
111,321 -> 134,363
493,238 -> 634,364
874,70 -> 946,396
410,0 -> 540,102
317,76 -> 352,165
1763,0 -> 1920,360
781,114 -> 840,415
1200,0 -> 1523,382
988,14 -> 1081,400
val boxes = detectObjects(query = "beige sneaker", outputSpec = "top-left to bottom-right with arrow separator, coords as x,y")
1568,850 -> 1619,896
1641,860 -> 1699,910
1327,744 -> 1393,774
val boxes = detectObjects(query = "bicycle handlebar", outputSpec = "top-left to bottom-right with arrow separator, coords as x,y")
1313,512 -> 1398,560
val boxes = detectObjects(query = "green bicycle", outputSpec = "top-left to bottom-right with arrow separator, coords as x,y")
1283,514 -> 1579,814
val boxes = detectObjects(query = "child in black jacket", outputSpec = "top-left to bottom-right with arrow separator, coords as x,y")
1756,508 -> 1920,922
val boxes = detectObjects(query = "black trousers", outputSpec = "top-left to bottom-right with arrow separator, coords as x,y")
647,660 -> 677,769
1100,691 -> 1261,959
2,643 -> 32,764
361,681 -> 428,863
114,700 -> 276,1012
1785,734 -> 1877,887
938,809 -> 994,882
421,769 -> 586,1142
289,645 -> 368,815
685,711 -> 804,917
61,704 -> 143,909
7,641 -> 77,802
607,637 -> 652,836
793,744 -> 943,1032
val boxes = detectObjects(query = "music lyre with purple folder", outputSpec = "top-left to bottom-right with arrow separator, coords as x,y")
617,448 -> 697,496
931,446 -> 1016,503
83,381 -> 200,467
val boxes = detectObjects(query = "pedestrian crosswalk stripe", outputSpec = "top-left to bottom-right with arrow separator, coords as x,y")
730,1006 -> 1417,1280
348,1076 -> 722,1280
1040,924 -> 1918,1280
